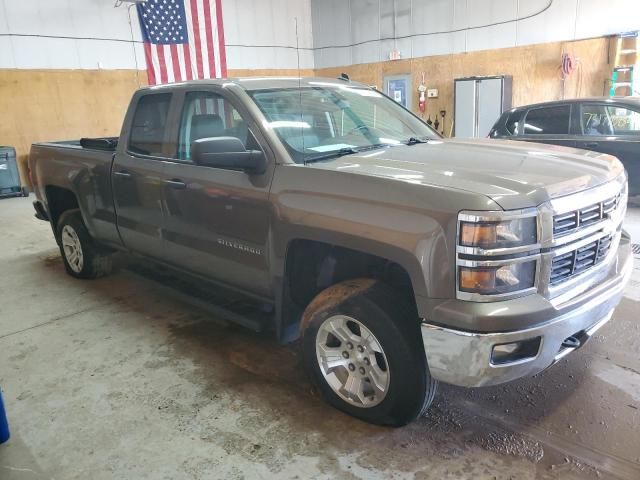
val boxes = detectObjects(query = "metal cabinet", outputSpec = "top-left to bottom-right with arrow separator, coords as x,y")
454,76 -> 512,138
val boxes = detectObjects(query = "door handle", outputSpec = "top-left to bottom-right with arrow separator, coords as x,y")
165,179 -> 187,190
583,142 -> 599,148
113,170 -> 132,177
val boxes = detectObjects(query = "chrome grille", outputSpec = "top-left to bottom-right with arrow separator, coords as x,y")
552,194 -> 620,237
550,234 -> 613,285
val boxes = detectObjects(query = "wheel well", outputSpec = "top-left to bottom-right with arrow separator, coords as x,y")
45,186 -> 79,230
280,239 -> 417,342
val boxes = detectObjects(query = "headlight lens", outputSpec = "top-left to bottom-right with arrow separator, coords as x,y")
460,217 -> 537,249
459,261 -> 536,295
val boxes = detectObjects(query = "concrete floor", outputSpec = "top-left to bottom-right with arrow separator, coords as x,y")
1,196 -> 639,480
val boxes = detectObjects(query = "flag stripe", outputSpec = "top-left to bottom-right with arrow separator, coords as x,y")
182,0 -> 197,80
151,44 -> 162,85
202,0 -> 216,78
195,0 -> 210,79
170,44 -> 182,82
189,0 -> 205,79
182,43 -> 193,80
143,43 -> 157,85
164,45 -> 175,83
156,44 -> 168,84
214,0 -> 227,77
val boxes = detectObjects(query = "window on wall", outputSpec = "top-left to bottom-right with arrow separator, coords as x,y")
523,105 -> 570,135
176,91 -> 259,161
128,93 -> 172,156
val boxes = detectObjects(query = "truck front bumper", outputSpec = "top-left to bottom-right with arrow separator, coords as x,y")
421,233 -> 633,388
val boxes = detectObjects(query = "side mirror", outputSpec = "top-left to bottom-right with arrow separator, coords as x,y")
191,137 -> 266,174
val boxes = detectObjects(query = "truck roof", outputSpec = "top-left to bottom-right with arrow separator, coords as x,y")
143,76 -> 365,92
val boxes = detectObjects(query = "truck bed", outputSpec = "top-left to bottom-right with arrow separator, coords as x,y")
29,136 -> 121,247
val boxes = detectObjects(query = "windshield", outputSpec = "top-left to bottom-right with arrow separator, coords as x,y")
248,83 -> 440,163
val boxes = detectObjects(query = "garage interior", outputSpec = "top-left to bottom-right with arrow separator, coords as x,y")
2,0 -> 640,479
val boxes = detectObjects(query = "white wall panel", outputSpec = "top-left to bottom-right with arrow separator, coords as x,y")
311,0 -> 640,68
0,37 -> 15,68
575,0 -> 640,38
314,46 -> 351,70
1,0 -> 314,71
516,0 -> 578,46
10,36 -> 56,69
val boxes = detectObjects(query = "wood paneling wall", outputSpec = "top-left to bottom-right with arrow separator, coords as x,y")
1,37 -> 611,185
0,69 -> 145,184
0,68 -> 312,184
315,37 -> 612,137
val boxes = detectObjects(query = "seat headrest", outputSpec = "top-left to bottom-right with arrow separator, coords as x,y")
190,114 -> 224,143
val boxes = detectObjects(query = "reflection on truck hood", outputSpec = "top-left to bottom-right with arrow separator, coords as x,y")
307,138 -> 625,211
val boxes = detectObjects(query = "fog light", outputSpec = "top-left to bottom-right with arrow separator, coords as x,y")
491,337 -> 541,365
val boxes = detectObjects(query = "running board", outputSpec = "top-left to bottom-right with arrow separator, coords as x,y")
127,262 -> 273,333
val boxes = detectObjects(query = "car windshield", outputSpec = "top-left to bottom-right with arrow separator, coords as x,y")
248,83 -> 440,163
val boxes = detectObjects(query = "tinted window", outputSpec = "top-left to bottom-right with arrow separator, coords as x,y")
523,105 -> 570,135
176,91 -> 259,161
505,111 -> 522,135
607,106 -> 640,135
129,93 -> 172,156
581,104 -> 613,135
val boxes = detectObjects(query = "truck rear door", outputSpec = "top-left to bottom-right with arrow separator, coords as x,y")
111,91 -> 176,260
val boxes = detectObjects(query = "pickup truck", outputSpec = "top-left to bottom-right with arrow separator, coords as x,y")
29,77 -> 632,426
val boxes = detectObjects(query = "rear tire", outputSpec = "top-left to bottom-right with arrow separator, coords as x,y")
301,279 -> 437,426
56,209 -> 115,279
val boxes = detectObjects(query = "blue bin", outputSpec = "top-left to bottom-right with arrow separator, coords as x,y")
0,389 -> 9,444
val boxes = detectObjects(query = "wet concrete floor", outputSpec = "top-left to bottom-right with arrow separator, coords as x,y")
1,196 -> 639,479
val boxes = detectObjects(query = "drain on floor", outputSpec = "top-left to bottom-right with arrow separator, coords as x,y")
632,244 -> 640,255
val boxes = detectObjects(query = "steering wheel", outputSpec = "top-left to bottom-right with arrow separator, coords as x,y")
344,124 -> 370,136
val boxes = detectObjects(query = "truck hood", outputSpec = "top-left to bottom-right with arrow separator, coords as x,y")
308,138 -> 624,210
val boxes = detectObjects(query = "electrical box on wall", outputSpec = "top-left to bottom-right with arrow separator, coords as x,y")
427,89 -> 438,98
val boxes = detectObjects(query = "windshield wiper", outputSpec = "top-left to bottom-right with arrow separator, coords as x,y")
405,136 -> 428,145
304,143 -> 389,164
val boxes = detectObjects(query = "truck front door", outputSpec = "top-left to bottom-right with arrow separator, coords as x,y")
159,88 -> 274,297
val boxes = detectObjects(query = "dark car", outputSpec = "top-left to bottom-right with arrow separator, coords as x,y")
489,97 -> 640,200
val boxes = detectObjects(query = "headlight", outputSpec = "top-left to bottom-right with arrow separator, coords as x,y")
459,261 -> 536,295
459,217 -> 537,249
457,210 -> 539,301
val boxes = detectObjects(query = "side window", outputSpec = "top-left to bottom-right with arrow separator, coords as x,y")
505,111 -> 521,135
606,106 -> 640,135
523,105 -> 570,135
128,93 -> 172,156
581,104 -> 613,135
177,91 -> 259,161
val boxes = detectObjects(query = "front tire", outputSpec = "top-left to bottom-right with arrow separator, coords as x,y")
56,210 -> 115,279
302,279 -> 437,426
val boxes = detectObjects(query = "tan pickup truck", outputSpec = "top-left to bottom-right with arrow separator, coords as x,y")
29,77 -> 632,426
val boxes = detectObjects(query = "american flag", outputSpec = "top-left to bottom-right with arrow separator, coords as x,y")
137,0 -> 227,85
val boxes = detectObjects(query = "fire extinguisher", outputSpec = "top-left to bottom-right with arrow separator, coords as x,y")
418,72 -> 427,115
